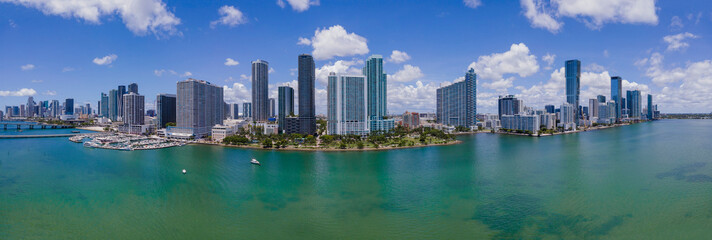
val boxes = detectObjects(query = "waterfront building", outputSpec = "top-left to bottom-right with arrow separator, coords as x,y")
283,117 -> 300,134
251,60 -> 269,122
501,114 -> 540,134
109,89 -> 118,121
269,98 -> 276,117
278,86 -> 294,133
243,102 -> 252,119
545,105 -> 555,114
565,59 -> 581,125
229,103 -> 240,119
128,83 -> 138,94
498,95 -> 522,119
647,94 -> 654,120
401,112 -> 420,129
64,98 -> 74,115
100,93 -> 109,118
611,76 -> 622,122
559,102 -> 576,130
169,78 -> 224,139
540,113 -> 556,130
298,54 -> 316,135
156,94 -> 176,128
363,54 -> 393,132
26,96 -> 35,117
327,73 -> 369,136
123,92 -> 145,126
436,68 -> 477,127
588,99 -> 598,119
627,90 -> 642,119
211,124 -> 235,143
117,85 -> 126,120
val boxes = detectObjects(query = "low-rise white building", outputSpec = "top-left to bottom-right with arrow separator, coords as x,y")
211,124 -> 236,142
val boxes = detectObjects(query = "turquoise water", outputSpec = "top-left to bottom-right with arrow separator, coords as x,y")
1,120 -> 711,239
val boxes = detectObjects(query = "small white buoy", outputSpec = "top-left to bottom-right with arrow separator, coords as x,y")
182,169 -> 187,174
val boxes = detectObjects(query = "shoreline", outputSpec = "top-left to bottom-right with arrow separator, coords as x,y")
496,122 -> 634,137
193,139 -> 463,152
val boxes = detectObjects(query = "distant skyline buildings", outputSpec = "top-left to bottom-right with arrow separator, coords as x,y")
278,86 -> 294,133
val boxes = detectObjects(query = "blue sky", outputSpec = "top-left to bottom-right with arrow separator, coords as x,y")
1,0 -> 711,114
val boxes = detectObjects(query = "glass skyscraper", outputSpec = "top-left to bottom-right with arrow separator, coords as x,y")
497,95 -> 522,119
437,68 -> 477,127
109,89 -> 118,121
627,90 -> 642,119
565,59 -> 581,125
278,86 -> 294,133
327,73 -> 369,136
128,83 -> 138,94
611,76 -> 622,123
647,94 -> 654,120
117,85 -> 126,120
363,55 -> 387,119
100,93 -> 109,118
123,92 -> 145,125
64,98 -> 74,115
251,60 -> 269,122
298,54 -> 316,135
156,93 -> 176,128
242,102 -> 252,118
172,78 -> 224,138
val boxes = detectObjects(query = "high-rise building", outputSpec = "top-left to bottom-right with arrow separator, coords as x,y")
565,60 -> 581,125
251,60 -> 269,122
298,54 -> 316,135
123,93 -> 144,125
109,89 -> 118,121
327,73 -> 369,135
242,102 -> 252,119
64,98 -> 74,115
85,103 -> 91,116
229,103 -> 240,119
498,95 -> 522,119
627,90 -> 642,119
128,83 -> 138,94
172,78 -> 224,138
100,93 -> 109,118
560,102 -> 576,130
588,99 -> 598,119
278,86 -> 294,133
269,98 -> 276,117
597,95 -> 606,103
26,96 -> 35,117
117,85 -> 126,119
545,105 -> 555,114
49,100 -> 59,117
647,94 -> 654,120
363,55 -> 387,120
436,68 -> 477,127
156,94 -> 176,128
611,76 -> 622,122
401,112 -> 420,129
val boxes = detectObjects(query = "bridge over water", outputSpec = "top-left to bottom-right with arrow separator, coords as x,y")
0,121 -> 74,130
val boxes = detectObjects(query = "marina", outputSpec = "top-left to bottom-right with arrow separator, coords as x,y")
72,133 -> 185,151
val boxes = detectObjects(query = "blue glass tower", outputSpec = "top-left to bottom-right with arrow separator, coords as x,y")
298,54 -> 316,135
611,76 -> 622,123
278,86 -> 294,133
363,55 -> 387,119
565,60 -> 581,125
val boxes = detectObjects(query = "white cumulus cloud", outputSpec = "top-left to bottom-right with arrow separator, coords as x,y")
463,0 -> 482,8
300,25 -> 369,60
210,5 -> 247,28
277,0 -> 319,12
468,43 -> 539,91
521,0 -> 658,33
93,54 -> 117,65
389,50 -> 411,63
21,64 -> 35,71
0,88 -> 36,97
663,32 -> 699,52
388,81 -> 440,113
225,58 -> 240,66
542,53 -> 556,70
1,0 -> 181,37
388,65 -> 424,83
315,59 -> 363,85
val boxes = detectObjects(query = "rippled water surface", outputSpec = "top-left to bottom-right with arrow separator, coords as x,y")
1,120 -> 711,239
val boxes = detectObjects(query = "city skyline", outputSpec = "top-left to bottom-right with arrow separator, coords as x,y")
1,1 -> 711,113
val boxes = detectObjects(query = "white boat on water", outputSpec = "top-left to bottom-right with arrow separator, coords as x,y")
250,159 -> 261,166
